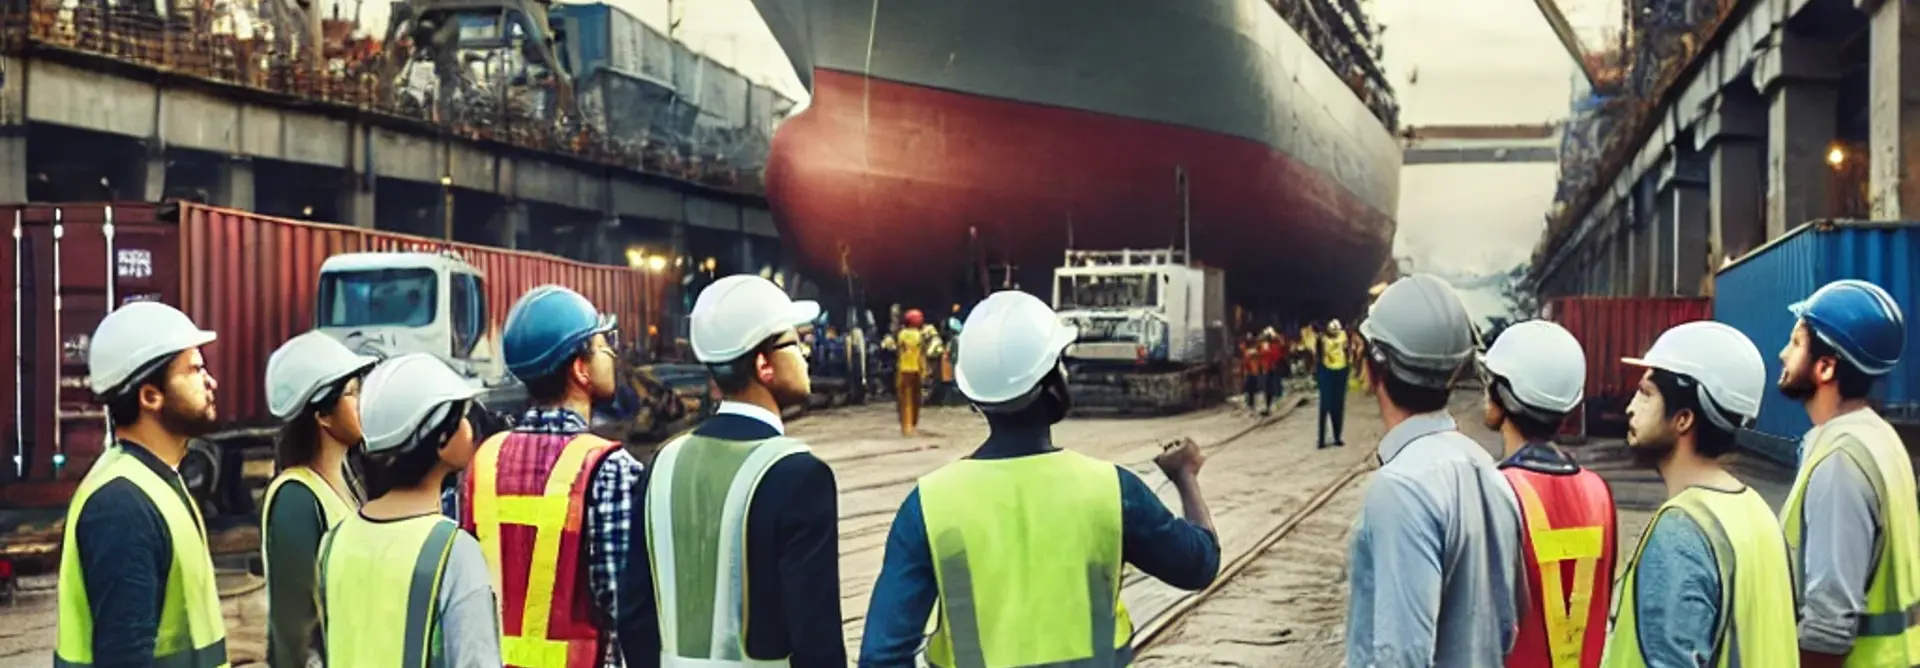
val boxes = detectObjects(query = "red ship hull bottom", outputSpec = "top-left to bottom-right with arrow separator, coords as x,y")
764,68 -> 1395,316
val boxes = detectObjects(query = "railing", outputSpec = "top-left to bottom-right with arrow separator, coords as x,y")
0,3 -> 767,195
1063,248 -> 1187,267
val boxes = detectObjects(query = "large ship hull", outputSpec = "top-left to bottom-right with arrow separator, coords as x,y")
752,0 -> 1402,316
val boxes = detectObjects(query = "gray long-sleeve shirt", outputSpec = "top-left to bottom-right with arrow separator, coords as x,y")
1345,411 -> 1524,667
1793,411 -> 1886,656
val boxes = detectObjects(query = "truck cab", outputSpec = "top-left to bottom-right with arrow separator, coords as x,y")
1053,249 -> 1215,368
313,251 -> 526,415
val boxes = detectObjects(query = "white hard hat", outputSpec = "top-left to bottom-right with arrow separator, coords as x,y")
88,301 -> 218,396
956,290 -> 1079,405
689,275 -> 821,363
1328,319 -> 1344,332
1621,320 -> 1765,428
266,331 -> 378,420
1481,320 -> 1586,415
357,353 -> 481,454
1358,274 -> 1475,388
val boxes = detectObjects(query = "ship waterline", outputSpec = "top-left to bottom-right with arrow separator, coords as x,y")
752,0 -> 1401,314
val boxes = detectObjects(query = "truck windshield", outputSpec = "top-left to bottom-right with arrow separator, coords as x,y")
317,268 -> 439,328
1057,274 -> 1158,309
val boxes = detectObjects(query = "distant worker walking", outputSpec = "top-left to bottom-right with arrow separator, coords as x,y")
319,353 -> 502,667
1482,321 -> 1616,668
887,309 -> 942,436
460,285 -> 642,667
58,302 -> 229,668
859,290 -> 1220,667
261,331 -> 377,667
1318,319 -> 1351,447
1603,321 -> 1796,666
623,274 -> 846,667
1344,274 -> 1521,667
1776,279 -> 1920,667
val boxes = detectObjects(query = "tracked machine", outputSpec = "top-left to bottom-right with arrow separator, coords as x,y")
1054,249 -> 1231,414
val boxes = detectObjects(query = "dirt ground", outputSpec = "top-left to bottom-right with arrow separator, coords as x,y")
0,386 -> 1802,668
1134,388 -> 1801,668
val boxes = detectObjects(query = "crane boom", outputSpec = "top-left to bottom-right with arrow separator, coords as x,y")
1530,0 -> 1604,91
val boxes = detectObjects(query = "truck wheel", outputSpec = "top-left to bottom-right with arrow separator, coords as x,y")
179,439 -> 220,506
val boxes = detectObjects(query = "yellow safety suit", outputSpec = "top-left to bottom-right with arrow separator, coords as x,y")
319,514 -> 462,666
1782,409 -> 1920,666
1600,486 -> 1797,667
56,445 -> 230,668
918,450 -> 1133,667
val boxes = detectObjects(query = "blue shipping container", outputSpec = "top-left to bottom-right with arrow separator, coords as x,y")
1713,220 -> 1920,443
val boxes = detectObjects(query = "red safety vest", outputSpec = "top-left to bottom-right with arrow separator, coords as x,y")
461,431 -> 620,668
1502,466 -> 1616,668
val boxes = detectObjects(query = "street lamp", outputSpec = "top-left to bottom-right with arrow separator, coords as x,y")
647,254 -> 667,272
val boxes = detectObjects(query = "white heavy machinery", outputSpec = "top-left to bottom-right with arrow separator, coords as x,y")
1053,248 -> 1232,414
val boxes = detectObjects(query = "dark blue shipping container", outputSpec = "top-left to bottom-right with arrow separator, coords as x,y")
1713,220 -> 1920,444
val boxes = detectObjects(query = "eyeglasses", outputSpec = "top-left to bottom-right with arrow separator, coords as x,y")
768,340 -> 809,358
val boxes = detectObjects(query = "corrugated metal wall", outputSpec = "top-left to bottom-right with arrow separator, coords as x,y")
1549,296 -> 1713,436
1715,221 -> 1920,438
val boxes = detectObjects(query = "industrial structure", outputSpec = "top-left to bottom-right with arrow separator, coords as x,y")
1529,0 -> 1898,300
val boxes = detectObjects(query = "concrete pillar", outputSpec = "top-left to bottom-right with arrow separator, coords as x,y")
215,157 -> 255,211
1755,28 -> 1840,238
1697,91 -> 1768,266
1864,0 -> 1920,218
0,134 -> 25,204
489,201 -> 527,249
341,181 -> 376,229
1653,191 -> 1678,295
1659,147 -> 1711,296
142,151 -> 167,203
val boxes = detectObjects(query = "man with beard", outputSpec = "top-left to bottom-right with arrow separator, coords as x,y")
1344,274 -> 1521,668
56,302 -> 228,668
1481,320 -> 1615,668
857,290 -> 1218,667
458,285 -> 642,667
1775,279 -> 1919,667
621,274 -> 845,667
1601,321 -> 1797,666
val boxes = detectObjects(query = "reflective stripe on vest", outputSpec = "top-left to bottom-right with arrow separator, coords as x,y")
645,433 -> 808,667
1601,487 -> 1798,668
1503,467 -> 1615,668
56,445 -> 230,668
917,450 -> 1133,668
467,431 -> 621,668
319,514 -> 459,668
261,465 -> 357,621
1781,410 -> 1920,667
1321,333 -> 1349,370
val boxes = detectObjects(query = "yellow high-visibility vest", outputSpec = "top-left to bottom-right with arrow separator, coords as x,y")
1321,332 -> 1349,371
897,328 -> 927,374
1601,486 -> 1797,667
1782,410 -> 1920,666
56,445 -> 230,668
319,513 -> 460,667
644,433 -> 810,666
262,464 -> 357,586
918,450 -> 1133,667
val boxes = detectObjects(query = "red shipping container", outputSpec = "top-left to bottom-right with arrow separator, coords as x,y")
1546,297 -> 1713,438
3,202 -> 679,508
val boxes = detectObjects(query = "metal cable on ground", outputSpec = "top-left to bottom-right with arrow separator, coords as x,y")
1131,455 -> 1379,652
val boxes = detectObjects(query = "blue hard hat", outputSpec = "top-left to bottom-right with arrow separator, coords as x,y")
503,285 -> 616,381
1789,279 -> 1906,376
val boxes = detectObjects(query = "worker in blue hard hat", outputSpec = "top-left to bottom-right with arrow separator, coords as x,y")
456,284 -> 640,667
1775,279 -> 1920,667
623,274 -> 845,667
859,290 -> 1220,667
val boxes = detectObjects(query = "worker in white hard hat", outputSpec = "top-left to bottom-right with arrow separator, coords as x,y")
1480,320 -> 1616,668
318,353 -> 502,666
55,302 -> 229,668
859,290 -> 1220,667
1344,274 -> 1522,667
1317,318 -> 1353,447
1600,321 -> 1796,666
623,274 -> 846,667
260,331 -> 377,667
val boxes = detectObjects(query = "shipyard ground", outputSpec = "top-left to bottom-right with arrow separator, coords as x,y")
0,388 -> 1798,666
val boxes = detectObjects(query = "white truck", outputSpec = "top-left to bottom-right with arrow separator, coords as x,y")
1052,248 -> 1231,413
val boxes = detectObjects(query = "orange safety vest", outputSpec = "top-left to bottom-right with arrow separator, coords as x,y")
1502,465 -> 1616,668
461,431 -> 621,668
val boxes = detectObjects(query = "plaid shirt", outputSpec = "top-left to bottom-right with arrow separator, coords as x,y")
442,407 -> 641,667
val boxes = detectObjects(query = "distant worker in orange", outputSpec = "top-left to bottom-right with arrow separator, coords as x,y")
1240,332 -> 1266,414
884,309 -> 942,436
1482,321 -> 1615,668
1260,327 -> 1285,415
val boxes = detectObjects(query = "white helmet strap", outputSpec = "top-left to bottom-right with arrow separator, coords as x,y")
1491,377 -> 1563,425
